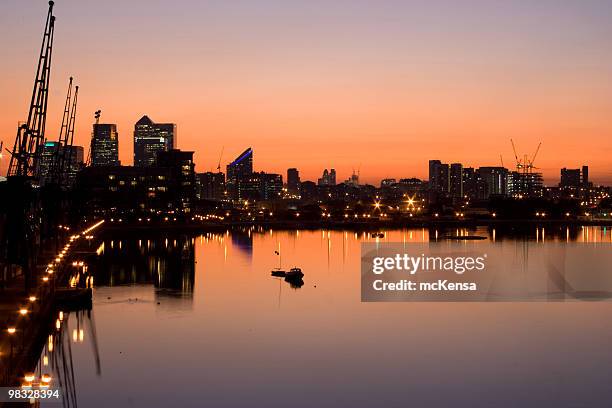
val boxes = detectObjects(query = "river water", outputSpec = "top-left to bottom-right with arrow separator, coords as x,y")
39,226 -> 612,407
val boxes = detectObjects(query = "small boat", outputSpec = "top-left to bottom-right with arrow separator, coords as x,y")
371,232 -> 385,238
270,267 -> 304,278
285,267 -> 304,278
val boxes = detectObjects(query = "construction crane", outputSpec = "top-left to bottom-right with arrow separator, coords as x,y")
217,146 -> 224,173
7,1 -> 55,178
510,139 -> 542,174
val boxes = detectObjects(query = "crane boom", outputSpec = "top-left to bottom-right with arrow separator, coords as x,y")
7,1 -> 56,178
530,142 -> 542,166
217,146 -> 224,173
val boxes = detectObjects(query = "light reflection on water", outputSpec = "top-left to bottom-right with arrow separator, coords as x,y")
39,226 -> 612,408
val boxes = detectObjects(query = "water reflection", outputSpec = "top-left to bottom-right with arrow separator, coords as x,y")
31,226 -> 612,408
93,235 -> 195,303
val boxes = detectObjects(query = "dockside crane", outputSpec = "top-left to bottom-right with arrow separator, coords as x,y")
7,1 -> 56,179
57,83 -> 79,186
47,77 -> 79,186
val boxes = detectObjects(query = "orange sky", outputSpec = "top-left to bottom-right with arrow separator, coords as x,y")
1,0 -> 611,185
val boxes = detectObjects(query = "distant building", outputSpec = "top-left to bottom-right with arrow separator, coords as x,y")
560,167 -> 589,188
38,141 -> 60,183
77,149 -> 195,216
259,172 -> 283,200
299,181 -> 317,201
344,171 -> 359,186
318,169 -> 336,186
77,165 -> 171,216
450,163 -> 463,198
226,148 -> 253,200
134,115 -> 176,167
287,168 -> 300,194
478,167 -> 508,198
197,172 -> 225,200
239,172 -> 283,201
462,167 -> 479,200
381,179 -> 396,188
507,171 -> 543,198
64,145 -> 84,187
582,165 -> 589,187
428,160 -> 450,194
39,141 -> 84,187
91,123 -> 119,166
157,149 -> 196,212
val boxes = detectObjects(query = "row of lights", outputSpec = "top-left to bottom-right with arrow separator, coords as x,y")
4,220 -> 104,388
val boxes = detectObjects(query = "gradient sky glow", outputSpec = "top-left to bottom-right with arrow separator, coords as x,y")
1,0 -> 611,184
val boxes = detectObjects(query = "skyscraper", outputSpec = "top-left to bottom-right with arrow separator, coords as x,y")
287,168 -> 300,194
318,168 -> 336,186
478,167 -> 508,198
226,148 -> 253,200
91,123 -> 119,166
450,163 -> 463,198
134,115 -> 176,167
428,160 -> 450,194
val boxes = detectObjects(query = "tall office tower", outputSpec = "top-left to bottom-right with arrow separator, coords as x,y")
330,168 -> 337,185
287,168 -> 300,194
478,167 -> 508,198
226,148 -> 253,200
38,142 -> 84,186
64,145 -> 84,187
449,163 -> 463,198
38,141 -> 60,183
91,123 -> 120,166
428,160 -> 450,194
582,165 -> 589,187
318,168 -> 337,186
133,115 -> 176,167
462,167 -> 478,200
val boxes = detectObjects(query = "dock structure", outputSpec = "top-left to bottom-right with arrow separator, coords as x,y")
0,220 -> 103,389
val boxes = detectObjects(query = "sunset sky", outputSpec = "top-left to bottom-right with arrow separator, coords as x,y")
1,0 -> 611,185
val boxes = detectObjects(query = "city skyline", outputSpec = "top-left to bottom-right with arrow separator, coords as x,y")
1,0 -> 612,184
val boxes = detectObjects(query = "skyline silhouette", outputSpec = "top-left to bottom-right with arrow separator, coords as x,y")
1,0 -> 612,184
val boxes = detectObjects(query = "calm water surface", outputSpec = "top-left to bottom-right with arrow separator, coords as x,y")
40,226 -> 612,407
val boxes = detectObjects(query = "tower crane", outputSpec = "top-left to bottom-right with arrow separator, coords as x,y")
510,139 -> 542,174
217,146 -> 224,173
